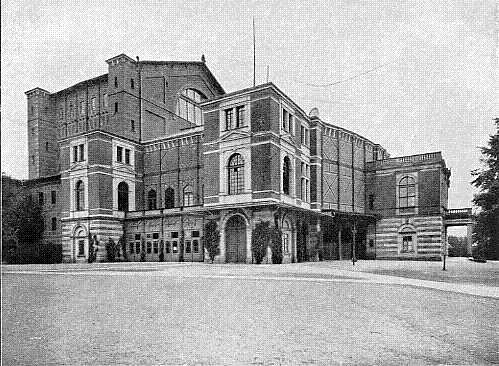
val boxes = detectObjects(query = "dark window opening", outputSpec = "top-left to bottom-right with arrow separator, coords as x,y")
51,190 -> 56,204
193,239 -> 199,253
114,102 -> 118,114
118,181 -> 129,212
38,192 -> 44,206
125,149 -> 130,165
114,76 -> 118,88
117,146 -> 123,162
165,187 -> 175,209
51,217 -> 57,231
283,157 -> 291,195
75,180 -> 84,211
131,120 -> 135,132
130,78 -> 135,89
368,194 -> 375,210
147,190 -> 157,210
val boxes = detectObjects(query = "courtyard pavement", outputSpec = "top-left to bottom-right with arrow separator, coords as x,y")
2,260 -> 498,365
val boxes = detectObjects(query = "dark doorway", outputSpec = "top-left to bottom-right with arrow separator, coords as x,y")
225,215 -> 247,263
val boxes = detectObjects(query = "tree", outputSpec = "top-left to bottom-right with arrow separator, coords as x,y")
106,238 -> 117,262
471,119 -> 499,259
447,236 -> 468,257
252,221 -> 271,264
270,226 -> 283,264
204,220 -> 220,263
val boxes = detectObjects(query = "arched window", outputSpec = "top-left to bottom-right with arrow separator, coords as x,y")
75,180 -> 84,211
283,157 -> 291,195
228,153 -> 244,195
165,187 -> 175,209
399,176 -> 416,209
118,181 -> 129,212
147,189 -> 157,210
176,88 -> 206,125
183,185 -> 194,207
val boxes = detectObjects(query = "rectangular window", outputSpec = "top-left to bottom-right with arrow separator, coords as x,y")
236,105 -> 245,128
193,239 -> 199,253
301,125 -> 305,144
185,240 -> 191,254
78,240 -> 85,256
114,76 -> 118,88
368,194 -> 375,210
153,241 -> 159,254
114,102 -> 118,114
38,192 -> 44,206
80,101 -> 85,115
103,94 -> 109,108
125,149 -> 130,165
171,232 -> 179,239
402,236 -> 413,252
73,145 -> 78,162
135,241 -> 141,254
129,242 -> 134,254
172,241 -> 178,253
288,114 -> 294,135
59,108 -> 64,119
225,108 -> 233,130
192,230 -> 200,238
51,190 -> 56,204
31,155 -> 35,165
165,241 -> 171,253
130,78 -> 135,89
117,146 -> 123,162
135,234 -> 141,241
282,109 -> 288,131
146,242 -> 152,254
31,127 -> 35,135
79,144 -> 84,161
131,120 -> 135,132
51,217 -> 57,231
91,97 -> 96,113
153,233 -> 159,240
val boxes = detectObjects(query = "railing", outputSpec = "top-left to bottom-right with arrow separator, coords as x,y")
367,152 -> 442,169
444,208 -> 473,220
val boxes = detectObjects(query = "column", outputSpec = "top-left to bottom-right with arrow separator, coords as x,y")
467,224 -> 473,256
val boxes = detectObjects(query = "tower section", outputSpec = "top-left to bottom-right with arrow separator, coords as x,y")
25,88 -> 58,179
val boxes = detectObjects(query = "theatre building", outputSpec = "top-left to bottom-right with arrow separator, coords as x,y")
25,54 -> 452,263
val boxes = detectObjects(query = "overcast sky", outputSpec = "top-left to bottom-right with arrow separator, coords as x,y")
1,0 -> 497,211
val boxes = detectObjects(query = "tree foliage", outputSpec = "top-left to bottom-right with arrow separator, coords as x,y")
251,221 -> 271,264
471,119 -> 499,259
106,238 -> 117,262
447,236 -> 468,257
204,219 -> 220,263
2,174 -> 46,263
270,226 -> 283,264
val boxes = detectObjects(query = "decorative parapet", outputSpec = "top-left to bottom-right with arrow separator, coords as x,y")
366,152 -> 443,170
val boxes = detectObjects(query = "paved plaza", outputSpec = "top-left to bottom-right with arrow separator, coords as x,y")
2,260 -> 498,365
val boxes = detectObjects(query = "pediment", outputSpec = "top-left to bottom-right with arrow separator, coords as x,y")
114,164 -> 135,175
217,129 -> 251,143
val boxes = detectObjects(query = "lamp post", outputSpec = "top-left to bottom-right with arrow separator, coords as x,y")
352,223 -> 357,266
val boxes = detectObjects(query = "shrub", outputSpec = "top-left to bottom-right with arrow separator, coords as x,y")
204,220 -> 220,263
106,238 -> 117,262
270,226 -> 283,264
252,221 -> 270,264
140,237 -> 146,262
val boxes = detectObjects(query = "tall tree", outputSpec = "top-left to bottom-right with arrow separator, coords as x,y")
471,118 -> 499,259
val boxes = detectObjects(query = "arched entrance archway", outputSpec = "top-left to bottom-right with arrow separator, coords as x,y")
225,215 -> 247,263
73,226 -> 87,262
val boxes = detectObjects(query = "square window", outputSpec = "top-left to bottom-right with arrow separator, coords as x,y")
171,232 -> 179,239
192,230 -> 200,238
135,234 -> 141,241
153,233 -> 159,240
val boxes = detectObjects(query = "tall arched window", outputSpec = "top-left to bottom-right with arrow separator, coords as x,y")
399,176 -> 416,210
176,89 -> 206,125
183,185 -> 194,207
283,156 -> 291,195
75,180 -> 84,211
118,181 -> 129,211
165,187 -> 175,209
228,153 -> 244,195
147,189 -> 157,210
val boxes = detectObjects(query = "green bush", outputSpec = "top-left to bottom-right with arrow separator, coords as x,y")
106,238 -> 117,262
252,221 -> 270,264
270,226 -> 283,264
204,220 -> 220,263
140,237 -> 146,262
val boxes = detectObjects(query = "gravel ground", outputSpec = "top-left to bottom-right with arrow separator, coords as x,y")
310,257 -> 499,287
2,262 -> 499,365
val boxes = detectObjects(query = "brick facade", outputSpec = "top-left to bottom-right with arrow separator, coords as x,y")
24,53 -> 450,263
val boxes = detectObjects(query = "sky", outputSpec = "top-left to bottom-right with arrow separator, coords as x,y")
1,0 -> 497,211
